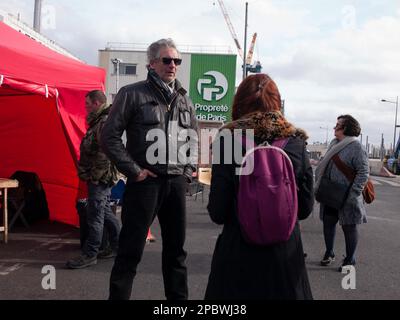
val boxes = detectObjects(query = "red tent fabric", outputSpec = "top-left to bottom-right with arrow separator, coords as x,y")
0,22 -> 105,226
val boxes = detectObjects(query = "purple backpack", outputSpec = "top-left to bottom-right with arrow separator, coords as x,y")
237,138 -> 298,245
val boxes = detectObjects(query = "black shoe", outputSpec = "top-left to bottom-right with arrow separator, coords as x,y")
338,258 -> 355,272
320,253 -> 335,266
66,254 -> 97,269
97,247 -> 117,259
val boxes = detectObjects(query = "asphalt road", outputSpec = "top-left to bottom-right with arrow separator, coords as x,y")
0,175 -> 399,300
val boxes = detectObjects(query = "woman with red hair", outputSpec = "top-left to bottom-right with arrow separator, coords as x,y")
205,74 -> 314,299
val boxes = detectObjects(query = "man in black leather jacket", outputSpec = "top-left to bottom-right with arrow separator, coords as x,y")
101,38 -> 198,300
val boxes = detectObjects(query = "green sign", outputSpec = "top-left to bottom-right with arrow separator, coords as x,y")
189,54 -> 236,123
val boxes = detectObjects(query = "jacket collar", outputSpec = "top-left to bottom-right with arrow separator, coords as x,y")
223,111 -> 308,142
147,69 -> 187,98
86,103 -> 110,127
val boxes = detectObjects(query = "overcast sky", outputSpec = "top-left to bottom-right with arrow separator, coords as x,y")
2,0 -> 400,146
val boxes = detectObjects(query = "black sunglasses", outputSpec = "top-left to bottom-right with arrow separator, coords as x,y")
161,57 -> 182,65
334,123 -> 343,130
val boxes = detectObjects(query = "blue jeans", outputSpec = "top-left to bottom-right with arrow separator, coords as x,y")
323,206 -> 358,264
83,182 -> 120,258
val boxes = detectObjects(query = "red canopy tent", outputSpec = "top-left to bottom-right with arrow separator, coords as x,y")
0,21 -> 105,226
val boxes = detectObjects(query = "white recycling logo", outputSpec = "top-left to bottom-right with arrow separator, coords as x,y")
197,71 -> 228,101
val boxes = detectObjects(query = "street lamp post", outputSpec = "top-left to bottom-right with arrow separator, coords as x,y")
381,96 -> 399,155
243,2 -> 248,80
320,126 -> 328,146
111,58 -> 123,94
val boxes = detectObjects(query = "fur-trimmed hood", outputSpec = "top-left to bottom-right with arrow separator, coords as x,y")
223,111 -> 308,142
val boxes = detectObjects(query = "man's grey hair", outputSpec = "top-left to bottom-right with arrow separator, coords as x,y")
147,38 -> 180,64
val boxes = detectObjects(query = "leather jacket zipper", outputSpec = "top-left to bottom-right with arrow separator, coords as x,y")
149,81 -> 179,171
150,81 -> 178,112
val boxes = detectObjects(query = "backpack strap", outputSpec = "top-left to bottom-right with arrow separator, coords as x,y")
272,138 -> 289,149
241,135 -> 256,150
241,136 -> 288,150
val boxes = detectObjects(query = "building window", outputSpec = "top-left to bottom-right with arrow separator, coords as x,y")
113,63 -> 137,75
125,65 -> 136,75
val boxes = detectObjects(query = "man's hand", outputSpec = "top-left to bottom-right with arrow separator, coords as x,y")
134,169 -> 157,182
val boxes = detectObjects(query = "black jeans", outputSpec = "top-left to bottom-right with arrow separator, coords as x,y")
323,206 -> 358,264
83,182 -> 120,257
109,175 -> 188,300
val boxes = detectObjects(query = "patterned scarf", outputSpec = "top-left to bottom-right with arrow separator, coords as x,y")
314,136 -> 358,190
148,68 -> 176,103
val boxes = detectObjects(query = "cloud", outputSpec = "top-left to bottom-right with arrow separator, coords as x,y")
0,0 -> 32,24
260,7 -> 400,146
2,0 -> 399,147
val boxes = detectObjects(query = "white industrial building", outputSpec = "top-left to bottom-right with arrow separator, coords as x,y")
307,143 -> 328,160
99,42 -> 235,104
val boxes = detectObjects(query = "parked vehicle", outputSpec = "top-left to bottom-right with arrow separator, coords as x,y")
386,138 -> 400,175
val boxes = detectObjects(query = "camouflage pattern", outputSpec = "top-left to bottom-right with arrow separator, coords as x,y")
78,104 -> 118,186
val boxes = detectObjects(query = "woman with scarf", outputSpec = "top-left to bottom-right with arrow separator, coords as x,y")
204,74 -> 314,300
315,115 -> 369,271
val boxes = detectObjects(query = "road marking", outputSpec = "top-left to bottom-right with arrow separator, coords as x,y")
0,263 -> 25,276
371,177 -> 400,187
48,244 -> 64,251
0,258 -> 65,264
368,216 -> 400,223
371,180 -> 382,185
26,234 -> 78,253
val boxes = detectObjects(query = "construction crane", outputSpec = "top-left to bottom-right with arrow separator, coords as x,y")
216,0 -> 244,60
215,0 -> 262,73
245,32 -> 262,73
245,32 -> 257,65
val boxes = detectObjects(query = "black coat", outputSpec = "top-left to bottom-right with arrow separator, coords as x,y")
101,72 -> 198,182
205,131 -> 314,300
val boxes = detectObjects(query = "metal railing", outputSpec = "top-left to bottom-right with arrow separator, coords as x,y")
1,10 -> 81,61
104,42 -> 234,55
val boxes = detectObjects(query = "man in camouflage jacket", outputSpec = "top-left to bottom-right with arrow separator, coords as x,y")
66,90 -> 120,269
